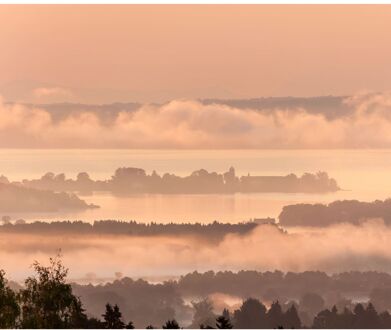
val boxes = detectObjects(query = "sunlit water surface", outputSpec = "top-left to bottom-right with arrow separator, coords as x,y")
1,149 -> 391,223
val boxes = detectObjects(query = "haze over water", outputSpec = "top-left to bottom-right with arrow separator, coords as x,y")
2,148 -> 391,223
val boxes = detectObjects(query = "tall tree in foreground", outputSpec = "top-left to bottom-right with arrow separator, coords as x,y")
18,255 -> 88,328
284,304 -> 302,329
233,298 -> 268,328
267,301 -> 284,328
102,303 -> 125,329
0,270 -> 19,328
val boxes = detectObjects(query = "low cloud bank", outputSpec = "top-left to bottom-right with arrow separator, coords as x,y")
2,92 -> 391,148
2,220 -> 391,281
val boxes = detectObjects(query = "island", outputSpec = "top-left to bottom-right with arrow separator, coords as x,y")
8,167 -> 340,195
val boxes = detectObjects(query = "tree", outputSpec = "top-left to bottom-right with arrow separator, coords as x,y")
312,303 -> 385,329
363,303 -> 380,328
102,303 -> 125,329
353,303 -> 366,328
300,292 -> 325,316
379,311 -> 391,328
267,301 -> 284,328
284,304 -> 301,329
312,309 -> 332,328
126,321 -> 135,329
18,255 -> 88,328
0,270 -> 19,328
216,309 -> 233,329
68,297 -> 89,328
339,307 -> 354,329
162,319 -> 181,329
85,317 -> 106,329
233,298 -> 267,328
191,298 -> 216,328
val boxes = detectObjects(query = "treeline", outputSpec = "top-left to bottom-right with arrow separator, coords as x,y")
0,220 -> 264,240
0,182 -> 97,212
176,270 -> 391,299
9,167 -> 339,194
196,299 -> 391,329
279,199 -> 391,227
30,96 -> 350,121
72,270 -> 391,327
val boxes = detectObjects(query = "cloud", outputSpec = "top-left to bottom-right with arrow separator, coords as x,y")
2,92 -> 391,148
2,219 -> 391,281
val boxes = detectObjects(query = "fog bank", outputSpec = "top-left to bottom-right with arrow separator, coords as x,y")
2,220 -> 391,281
2,92 -> 391,148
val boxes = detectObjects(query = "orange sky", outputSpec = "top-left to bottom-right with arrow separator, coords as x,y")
0,5 -> 391,103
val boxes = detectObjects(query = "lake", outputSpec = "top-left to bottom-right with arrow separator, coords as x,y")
1,149 -> 391,223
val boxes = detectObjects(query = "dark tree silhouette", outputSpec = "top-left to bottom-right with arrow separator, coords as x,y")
363,303 -> 380,329
102,303 -> 125,329
84,317 -> 106,329
162,319 -> 181,329
379,311 -> 391,329
312,303 -> 391,329
216,309 -> 233,329
267,301 -> 284,328
353,303 -> 366,328
126,320 -> 135,329
0,270 -> 19,328
233,298 -> 267,328
18,255 -> 88,329
284,304 -> 301,329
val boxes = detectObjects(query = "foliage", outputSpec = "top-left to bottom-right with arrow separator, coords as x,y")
162,319 -> 181,329
0,270 -> 20,328
18,254 -> 88,328
102,303 -> 125,329
216,309 -> 233,329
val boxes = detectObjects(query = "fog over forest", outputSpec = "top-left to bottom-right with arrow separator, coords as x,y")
2,218 -> 391,281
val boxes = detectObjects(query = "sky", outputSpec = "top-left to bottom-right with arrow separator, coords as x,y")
0,5 -> 391,103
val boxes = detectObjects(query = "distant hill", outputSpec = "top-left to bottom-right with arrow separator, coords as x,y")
202,95 -> 351,119
12,95 -> 352,122
0,182 -> 97,212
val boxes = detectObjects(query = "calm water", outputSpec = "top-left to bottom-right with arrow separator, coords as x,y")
1,149 -> 391,223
